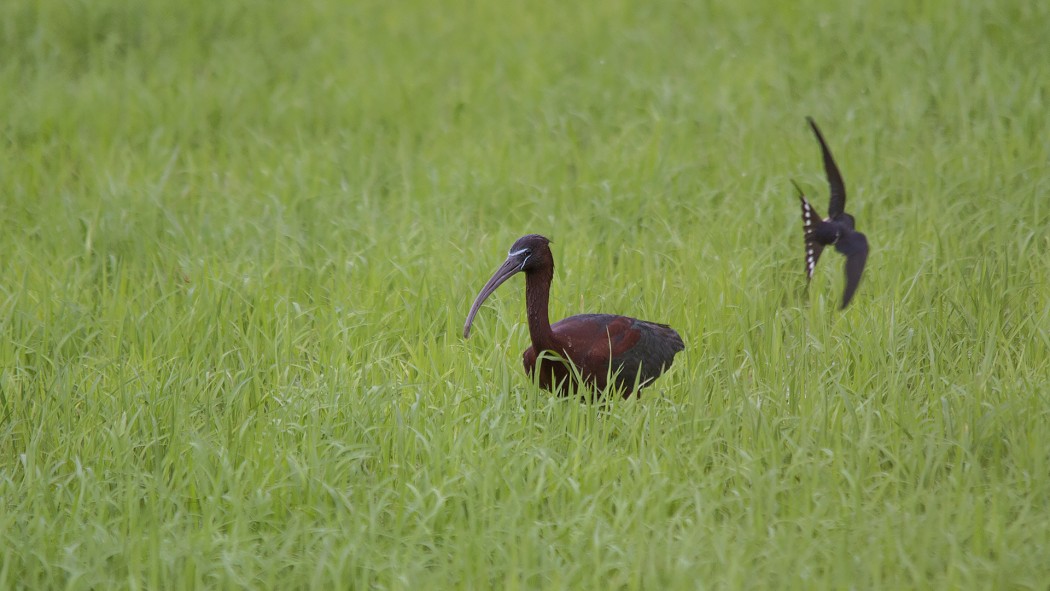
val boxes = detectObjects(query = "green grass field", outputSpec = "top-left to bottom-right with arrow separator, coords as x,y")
2,0 -> 1049,588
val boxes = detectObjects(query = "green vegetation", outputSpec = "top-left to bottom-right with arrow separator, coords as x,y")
2,0 -> 1048,588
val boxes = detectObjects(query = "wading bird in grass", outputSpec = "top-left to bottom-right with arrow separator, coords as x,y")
794,117 -> 870,309
463,234 -> 684,399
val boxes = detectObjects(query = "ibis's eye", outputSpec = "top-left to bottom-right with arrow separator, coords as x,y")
523,249 -> 532,256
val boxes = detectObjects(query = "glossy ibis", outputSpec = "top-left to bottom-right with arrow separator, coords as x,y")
794,117 -> 870,309
463,234 -> 684,398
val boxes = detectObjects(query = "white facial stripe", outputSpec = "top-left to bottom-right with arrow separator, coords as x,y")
519,255 -> 531,270
508,248 -> 529,257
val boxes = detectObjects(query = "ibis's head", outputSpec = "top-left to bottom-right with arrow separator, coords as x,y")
463,234 -> 552,339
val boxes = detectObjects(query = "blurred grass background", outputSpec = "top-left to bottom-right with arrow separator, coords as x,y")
1,0 -> 1048,588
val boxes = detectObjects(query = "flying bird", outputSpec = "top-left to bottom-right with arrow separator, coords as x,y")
463,234 -> 684,399
794,117 -> 869,309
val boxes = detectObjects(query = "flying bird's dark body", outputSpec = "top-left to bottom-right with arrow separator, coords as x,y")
795,117 -> 870,309
464,235 -> 684,399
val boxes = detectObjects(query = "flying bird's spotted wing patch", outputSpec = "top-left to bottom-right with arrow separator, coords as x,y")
798,194 -> 825,281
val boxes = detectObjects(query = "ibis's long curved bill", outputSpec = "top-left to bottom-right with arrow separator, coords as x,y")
463,256 -> 525,338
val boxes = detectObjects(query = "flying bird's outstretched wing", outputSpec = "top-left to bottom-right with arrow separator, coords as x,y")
793,180 -> 825,281
807,117 -> 847,218
835,230 -> 869,309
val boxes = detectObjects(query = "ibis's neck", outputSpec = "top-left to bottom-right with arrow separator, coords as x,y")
524,265 -> 556,350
